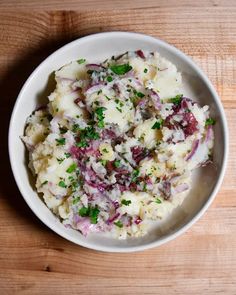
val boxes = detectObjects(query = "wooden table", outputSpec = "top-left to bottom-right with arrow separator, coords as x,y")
0,1 -> 235,294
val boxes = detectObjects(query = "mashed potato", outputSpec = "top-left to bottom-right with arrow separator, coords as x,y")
22,51 -> 215,238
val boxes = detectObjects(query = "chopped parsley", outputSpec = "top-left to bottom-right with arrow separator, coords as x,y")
114,220 -> 123,228
116,106 -> 122,113
72,196 -> 80,205
95,107 -> 107,128
121,199 -> 132,206
102,148 -> 108,153
66,163 -> 77,173
59,127 -> 67,134
114,160 -> 121,168
72,124 -> 80,133
78,206 -> 100,224
205,118 -> 216,126
77,58 -> 86,64
170,94 -> 183,105
100,159 -> 107,166
107,76 -> 113,82
56,138 -> 66,146
64,152 -> 71,158
57,157 -> 64,164
105,95 -> 111,101
58,180 -> 67,188
136,91 -> 145,98
76,126 -> 100,147
42,180 -> 48,186
110,63 -> 132,75
151,119 -> 163,130
131,169 -> 140,182
144,68 -> 148,73
156,198 -> 162,204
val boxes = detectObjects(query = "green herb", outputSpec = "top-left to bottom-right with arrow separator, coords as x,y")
72,196 -> 80,205
107,76 -> 113,82
57,157 -> 64,164
156,198 -> 162,204
97,90 -> 102,95
72,124 -> 80,133
77,58 -> 86,64
136,92 -> 145,98
102,148 -> 108,153
110,63 -> 132,75
105,95 -> 111,101
87,69 -> 94,75
89,207 -> 100,224
114,220 -> 123,228
64,152 -> 71,158
131,169 -> 140,182
66,163 -> 77,173
76,140 -> 88,148
144,68 -> 148,73
121,199 -> 132,206
100,159 -> 107,166
42,180 -> 48,186
56,138 -> 66,146
94,101 -> 100,106
114,160 -> 121,168
151,119 -> 163,130
76,126 -> 100,147
205,118 -> 216,126
55,108 -> 59,112
79,206 -> 90,217
58,180 -> 67,188
95,107 -> 107,128
78,206 -> 100,224
170,94 -> 183,105
143,183 -> 147,192
59,127 -> 67,134
116,106 -> 122,113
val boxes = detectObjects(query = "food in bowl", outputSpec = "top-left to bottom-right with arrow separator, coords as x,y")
22,50 -> 215,239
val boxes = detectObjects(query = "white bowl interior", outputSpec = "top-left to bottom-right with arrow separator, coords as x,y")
9,32 -> 228,252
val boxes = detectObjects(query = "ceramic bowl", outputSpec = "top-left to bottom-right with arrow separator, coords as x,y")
8,32 -> 228,252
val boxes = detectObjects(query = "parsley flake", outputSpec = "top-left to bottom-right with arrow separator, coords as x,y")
121,199 -> 132,206
66,163 -> 77,173
58,180 -> 67,188
77,58 -> 86,64
205,118 -> 216,126
114,220 -> 123,228
110,64 -> 132,75
56,138 -> 66,146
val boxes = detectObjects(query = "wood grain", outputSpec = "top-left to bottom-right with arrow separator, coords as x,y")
0,2 -> 235,294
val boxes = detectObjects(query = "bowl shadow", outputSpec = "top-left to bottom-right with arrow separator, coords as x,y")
0,34 -> 95,232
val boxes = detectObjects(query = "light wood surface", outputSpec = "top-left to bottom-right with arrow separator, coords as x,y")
0,1 -> 235,294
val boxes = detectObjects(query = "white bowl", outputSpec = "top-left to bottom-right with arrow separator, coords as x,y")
8,32 -> 228,252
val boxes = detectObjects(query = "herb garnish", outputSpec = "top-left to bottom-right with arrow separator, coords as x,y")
151,119 -> 163,130
58,180 -> 67,188
78,206 -> 100,224
170,94 -> 183,105
114,220 -> 123,228
121,199 -> 132,206
110,64 -> 132,75
77,58 -> 86,64
66,163 -> 77,173
56,138 -> 66,146
205,118 -> 216,126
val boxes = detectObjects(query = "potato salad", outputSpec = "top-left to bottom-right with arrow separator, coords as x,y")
22,50 -> 215,239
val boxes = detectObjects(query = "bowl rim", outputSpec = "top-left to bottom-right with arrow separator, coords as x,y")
8,31 -> 229,252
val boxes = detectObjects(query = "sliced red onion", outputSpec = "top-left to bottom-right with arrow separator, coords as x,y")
174,183 -> 189,194
136,50 -> 145,59
131,146 -> 149,164
134,217 -> 142,225
107,212 -> 120,224
159,67 -> 168,71
86,64 -> 105,72
85,82 -> 105,95
56,76 -> 76,83
148,89 -> 161,110
186,139 -> 199,161
50,116 -> 60,134
205,125 -> 213,143
159,180 -> 172,200
137,99 -> 147,108
74,97 -> 82,105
